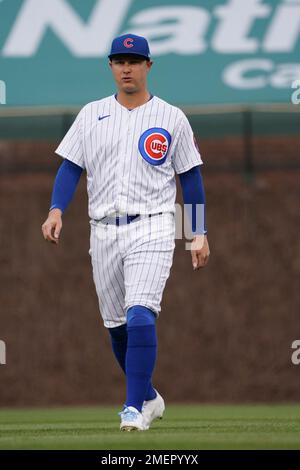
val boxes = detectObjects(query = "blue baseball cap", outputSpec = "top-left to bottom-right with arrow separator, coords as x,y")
108,33 -> 151,61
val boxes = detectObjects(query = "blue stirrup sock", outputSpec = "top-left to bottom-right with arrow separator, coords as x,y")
125,305 -> 158,411
108,314 -> 157,406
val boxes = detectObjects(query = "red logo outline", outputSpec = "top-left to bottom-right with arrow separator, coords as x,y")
123,38 -> 134,48
144,133 -> 169,160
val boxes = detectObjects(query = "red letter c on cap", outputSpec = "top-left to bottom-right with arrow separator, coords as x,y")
124,38 -> 134,48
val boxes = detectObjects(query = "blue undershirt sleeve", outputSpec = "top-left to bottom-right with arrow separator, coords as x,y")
49,159 -> 83,214
178,165 -> 207,235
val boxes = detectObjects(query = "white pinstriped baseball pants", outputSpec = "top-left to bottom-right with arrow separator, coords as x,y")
89,212 -> 175,328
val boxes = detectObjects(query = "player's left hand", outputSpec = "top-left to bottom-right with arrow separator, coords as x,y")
191,234 -> 210,270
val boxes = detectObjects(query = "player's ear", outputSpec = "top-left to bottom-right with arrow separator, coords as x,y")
147,60 -> 153,71
109,60 -> 112,68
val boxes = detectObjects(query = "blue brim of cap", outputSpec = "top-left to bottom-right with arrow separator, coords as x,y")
108,51 -> 150,60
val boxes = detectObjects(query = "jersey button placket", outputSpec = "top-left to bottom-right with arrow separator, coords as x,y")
114,113 -> 129,212
120,111 -> 132,210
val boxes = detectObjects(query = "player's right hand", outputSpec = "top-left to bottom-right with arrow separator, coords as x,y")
41,208 -> 63,244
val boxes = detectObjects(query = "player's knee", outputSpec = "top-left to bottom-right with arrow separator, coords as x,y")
127,305 -> 156,327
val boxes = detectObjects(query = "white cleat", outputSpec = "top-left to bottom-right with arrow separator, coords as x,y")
119,406 -> 146,432
142,390 -> 165,430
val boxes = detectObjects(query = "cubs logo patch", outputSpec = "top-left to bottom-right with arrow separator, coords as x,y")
138,128 -> 171,166
123,38 -> 134,48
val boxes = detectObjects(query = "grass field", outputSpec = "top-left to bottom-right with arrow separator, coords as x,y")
0,404 -> 300,450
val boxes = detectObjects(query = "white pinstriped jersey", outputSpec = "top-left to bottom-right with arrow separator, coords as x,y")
55,94 -> 203,220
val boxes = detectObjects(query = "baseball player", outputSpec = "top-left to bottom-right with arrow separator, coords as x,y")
42,33 -> 210,432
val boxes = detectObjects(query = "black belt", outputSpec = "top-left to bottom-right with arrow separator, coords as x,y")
99,212 -> 163,226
